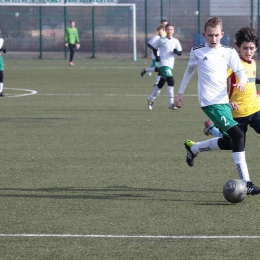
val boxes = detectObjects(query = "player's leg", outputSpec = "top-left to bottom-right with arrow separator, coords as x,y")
69,44 -> 75,66
226,125 -> 260,194
233,116 -> 248,146
203,119 -> 222,137
147,76 -> 165,110
0,56 -> 4,97
185,104 -> 260,194
154,68 -> 161,87
165,76 -> 178,110
141,60 -> 156,77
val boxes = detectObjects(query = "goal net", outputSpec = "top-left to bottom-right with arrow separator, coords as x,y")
0,2 -> 137,60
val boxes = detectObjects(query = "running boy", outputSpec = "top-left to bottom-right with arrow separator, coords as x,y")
204,27 -> 260,147
141,25 -> 165,88
175,17 -> 260,195
147,23 -> 182,110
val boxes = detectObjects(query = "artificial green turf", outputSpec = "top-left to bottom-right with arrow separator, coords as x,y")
0,58 -> 260,259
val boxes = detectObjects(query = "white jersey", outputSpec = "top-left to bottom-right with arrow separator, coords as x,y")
148,34 -> 161,60
152,37 -> 182,69
178,42 -> 247,107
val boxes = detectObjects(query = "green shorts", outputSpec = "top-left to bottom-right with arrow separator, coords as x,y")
159,66 -> 172,78
0,56 -> 4,71
202,104 -> 237,136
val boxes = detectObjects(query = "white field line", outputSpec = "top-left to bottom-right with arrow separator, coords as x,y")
0,234 -> 259,239
4,89 -> 198,98
35,94 -> 198,97
5,88 -> 37,98
7,66 -> 189,70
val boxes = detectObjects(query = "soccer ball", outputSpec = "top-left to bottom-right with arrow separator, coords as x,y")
223,179 -> 247,203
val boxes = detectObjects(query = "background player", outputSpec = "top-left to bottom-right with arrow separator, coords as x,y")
147,23 -> 182,110
0,38 -> 6,97
141,25 -> 165,88
65,20 -> 80,66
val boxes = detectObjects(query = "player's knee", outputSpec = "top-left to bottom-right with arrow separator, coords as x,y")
157,78 -> 166,89
166,77 -> 174,86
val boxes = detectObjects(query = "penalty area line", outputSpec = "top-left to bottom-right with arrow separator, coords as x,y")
0,234 -> 260,239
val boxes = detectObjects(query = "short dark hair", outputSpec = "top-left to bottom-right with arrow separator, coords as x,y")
161,19 -> 168,24
235,26 -> 259,48
165,23 -> 174,29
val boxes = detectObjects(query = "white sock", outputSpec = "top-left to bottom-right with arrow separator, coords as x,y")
191,138 -> 220,154
167,86 -> 174,106
155,76 -> 161,85
148,86 -> 161,102
232,151 -> 250,182
146,67 -> 155,72
0,83 -> 3,93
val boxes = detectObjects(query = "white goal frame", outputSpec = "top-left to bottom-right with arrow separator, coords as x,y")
0,3 -> 137,61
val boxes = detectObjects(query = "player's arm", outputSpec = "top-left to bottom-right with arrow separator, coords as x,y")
152,48 -> 160,62
150,38 -> 161,61
76,28 -> 80,44
0,48 -> 6,53
173,49 -> 182,56
255,77 -> 260,84
175,49 -> 196,107
64,28 -> 69,46
173,40 -> 182,56
173,39 -> 182,56
147,43 -> 155,50
229,50 -> 247,91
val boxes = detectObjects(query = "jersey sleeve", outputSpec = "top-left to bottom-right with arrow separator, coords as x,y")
152,38 -> 160,50
64,28 -> 69,42
178,48 -> 196,94
228,49 -> 247,84
76,28 -> 80,43
175,39 -> 182,52
148,35 -> 157,46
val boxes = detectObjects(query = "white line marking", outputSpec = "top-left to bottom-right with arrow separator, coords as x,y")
5,88 -> 37,98
0,234 -> 259,239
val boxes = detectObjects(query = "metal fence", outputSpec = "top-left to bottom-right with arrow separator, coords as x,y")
0,0 -> 259,59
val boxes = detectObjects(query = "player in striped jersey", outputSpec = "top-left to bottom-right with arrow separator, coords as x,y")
175,17 -> 260,195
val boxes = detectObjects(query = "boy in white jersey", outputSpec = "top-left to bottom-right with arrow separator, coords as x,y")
146,23 -> 182,110
0,38 -> 6,97
141,25 -> 165,87
204,27 -> 260,147
175,17 -> 260,195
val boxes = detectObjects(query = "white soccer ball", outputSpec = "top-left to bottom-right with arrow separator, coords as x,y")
223,179 -> 247,203
15,12 -> 19,17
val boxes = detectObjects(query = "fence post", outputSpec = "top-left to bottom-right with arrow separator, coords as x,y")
39,7 -> 42,59
64,5 -> 67,59
144,0 -> 147,58
91,7 -> 95,58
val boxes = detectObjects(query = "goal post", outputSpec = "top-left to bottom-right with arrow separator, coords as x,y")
0,2 -> 137,60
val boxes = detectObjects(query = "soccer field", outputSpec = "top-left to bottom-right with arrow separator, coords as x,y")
1,58 -> 260,259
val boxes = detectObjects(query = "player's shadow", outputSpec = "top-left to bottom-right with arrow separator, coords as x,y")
0,186 -> 220,202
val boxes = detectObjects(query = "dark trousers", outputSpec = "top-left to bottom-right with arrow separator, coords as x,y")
69,43 -> 75,62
